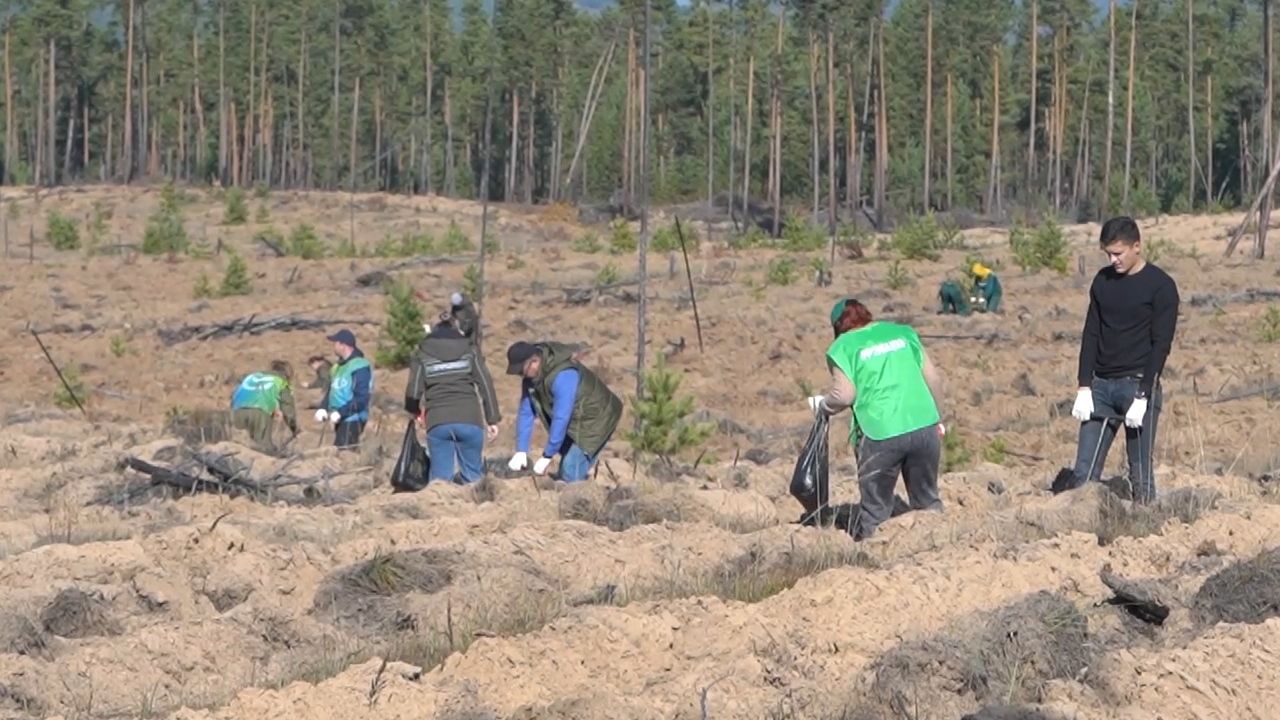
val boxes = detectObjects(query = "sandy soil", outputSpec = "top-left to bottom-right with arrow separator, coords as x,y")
0,184 -> 1277,720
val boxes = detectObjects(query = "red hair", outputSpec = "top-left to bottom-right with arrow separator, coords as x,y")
833,300 -> 874,337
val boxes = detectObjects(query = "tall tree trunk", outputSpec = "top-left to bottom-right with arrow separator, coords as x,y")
946,70 -> 953,210
295,12 -> 306,188
808,33 -> 820,220
770,8 -> 785,236
874,17 -> 888,229
525,82 -> 535,203
923,0 -> 933,210
349,75 -> 359,192
218,0 -> 226,183
706,4 -> 714,208
563,41 -> 615,200
444,77 -> 455,196
423,0 -> 434,194
82,96 -> 89,175
1122,0 -> 1138,207
1027,0 -> 1037,189
986,44 -> 1001,215
623,28 -> 635,210
727,3 -> 737,224
330,0 -> 341,189
46,37 -> 55,185
742,49 -> 755,216
1261,0 -> 1274,259
123,0 -> 135,181
825,28 -> 836,233
1103,0 -> 1115,215
1052,28 -> 1062,211
193,23 -> 206,181
258,15 -> 271,183
854,27 -> 875,218
1073,65 -> 1093,211
1187,0 -> 1196,209
845,61 -> 856,215
2,28 -> 11,185
507,87 -> 518,201
34,48 -> 43,187
104,113 -> 112,181
1206,69 -> 1213,205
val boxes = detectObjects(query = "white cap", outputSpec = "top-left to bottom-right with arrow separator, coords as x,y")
450,292 -> 464,307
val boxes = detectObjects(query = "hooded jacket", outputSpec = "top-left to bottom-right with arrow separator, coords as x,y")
404,324 -> 501,430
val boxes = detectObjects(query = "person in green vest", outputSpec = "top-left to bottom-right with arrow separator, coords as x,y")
505,340 -> 622,482
230,360 -> 298,448
970,262 -> 1003,313
806,298 -> 949,540
314,329 -> 374,448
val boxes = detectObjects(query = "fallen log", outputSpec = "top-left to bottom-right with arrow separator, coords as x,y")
1099,565 -> 1172,626
1187,288 -> 1280,308
156,314 -> 378,345
1211,383 -> 1280,405
123,456 -> 266,499
917,332 -> 1011,343
354,255 -> 475,287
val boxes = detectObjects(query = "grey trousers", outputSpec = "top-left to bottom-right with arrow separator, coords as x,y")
853,425 -> 943,540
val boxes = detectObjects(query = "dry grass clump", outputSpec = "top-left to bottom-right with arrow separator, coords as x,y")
164,407 -> 232,445
557,485 -> 692,531
1094,487 -> 1221,546
311,548 -> 455,633
1191,546 -> 1280,626
40,588 -> 121,639
841,592 -> 1091,719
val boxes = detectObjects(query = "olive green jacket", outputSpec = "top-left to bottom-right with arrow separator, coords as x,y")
527,342 -> 622,457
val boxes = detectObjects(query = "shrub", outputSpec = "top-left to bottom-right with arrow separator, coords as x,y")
782,218 -> 826,252
46,211 -> 80,251
765,257 -> 797,286
625,356 -> 715,465
885,259 -> 910,290
440,221 -> 473,254
255,203 -> 271,223
463,264 -> 482,299
288,224 -> 326,260
53,366 -> 88,410
609,220 -> 636,254
651,222 -> 698,253
572,232 -> 603,254
219,253 -> 252,297
941,428 -> 972,472
223,187 -> 249,225
193,273 -> 214,299
596,263 -> 620,286
87,202 -> 110,249
983,437 -> 1008,465
109,336 -> 129,358
1010,218 -> 1069,274
253,182 -> 270,200
141,201 -> 189,256
891,212 -> 941,261
938,218 -> 964,249
375,281 -> 426,369
1260,305 -> 1280,343
253,226 -> 285,252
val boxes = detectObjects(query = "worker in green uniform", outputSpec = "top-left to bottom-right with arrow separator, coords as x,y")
230,360 -> 298,448
806,298 -> 948,540
970,262 -> 1003,313
937,278 -> 971,315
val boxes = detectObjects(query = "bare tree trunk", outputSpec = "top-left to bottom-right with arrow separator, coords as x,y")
1073,65 -> 1094,211
525,82 -> 536,203
34,48 -> 43,187
1027,0 -> 1037,189
563,41 -> 615,200
82,97 -> 89,175
104,113 -> 112,181
946,70 -> 953,210
808,33 -> 820,220
623,28 -> 635,210
507,87 -> 518,201
423,0 -> 434,194
2,28 -> 11,184
986,45 -> 1001,215
296,13 -> 307,188
329,0 -> 341,189
123,0 -> 135,181
1052,29 -> 1063,212
743,49 -> 755,218
636,0 -> 652,408
46,37 -> 55,185
193,24 -> 206,181
1261,0 -> 1274,259
349,75 -> 359,192
374,84 -> 383,188
218,0 -> 226,183
874,17 -> 888,229
923,0 -> 933,210
706,4 -> 714,208
444,77 -> 455,196
1122,0 -> 1138,207
1206,69 -> 1213,206
855,27 -> 874,217
826,28 -> 836,233
1103,0 -> 1115,215
62,98 -> 74,181
770,8 -> 785,236
1187,0 -> 1196,209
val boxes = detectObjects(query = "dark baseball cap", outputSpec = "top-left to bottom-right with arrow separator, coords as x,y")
505,341 -> 539,375
326,329 -> 358,348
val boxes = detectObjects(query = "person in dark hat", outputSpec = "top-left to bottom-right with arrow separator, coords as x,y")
505,340 -> 622,482
316,328 -> 374,448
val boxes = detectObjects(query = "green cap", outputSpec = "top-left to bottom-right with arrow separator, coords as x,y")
829,298 -> 849,325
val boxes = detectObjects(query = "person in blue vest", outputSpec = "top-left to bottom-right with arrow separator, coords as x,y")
314,329 -> 374,448
230,360 -> 298,448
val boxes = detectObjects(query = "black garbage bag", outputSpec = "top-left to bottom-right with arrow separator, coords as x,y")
790,413 -> 830,518
390,420 -> 431,493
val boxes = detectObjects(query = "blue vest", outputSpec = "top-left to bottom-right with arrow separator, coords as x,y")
328,356 -> 373,423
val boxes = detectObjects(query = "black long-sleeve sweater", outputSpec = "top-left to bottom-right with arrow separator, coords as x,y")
1076,262 -> 1179,395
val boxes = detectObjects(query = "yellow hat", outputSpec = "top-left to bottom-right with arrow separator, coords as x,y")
971,262 -> 991,279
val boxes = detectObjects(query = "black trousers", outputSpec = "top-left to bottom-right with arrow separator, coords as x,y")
335,420 -> 365,448
853,425 -> 943,540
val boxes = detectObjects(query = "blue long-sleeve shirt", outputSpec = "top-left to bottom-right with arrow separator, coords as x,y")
515,370 -> 580,457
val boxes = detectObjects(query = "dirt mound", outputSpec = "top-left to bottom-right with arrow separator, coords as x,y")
558,484 -> 707,530
39,587 -> 121,639
1094,487 -> 1221,546
313,549 -> 456,632
961,706 -> 1061,720
1191,546 -> 1280,626
850,592 -> 1091,717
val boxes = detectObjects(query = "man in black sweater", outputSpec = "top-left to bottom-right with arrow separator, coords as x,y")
1065,216 -> 1179,504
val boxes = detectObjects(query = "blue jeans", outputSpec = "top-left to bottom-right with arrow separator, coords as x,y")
550,433 -> 611,483
1070,376 -> 1163,503
426,423 -> 485,483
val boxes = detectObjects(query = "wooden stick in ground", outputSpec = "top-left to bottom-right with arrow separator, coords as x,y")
1225,154 -> 1280,257
29,327 -> 86,416
673,216 -> 704,353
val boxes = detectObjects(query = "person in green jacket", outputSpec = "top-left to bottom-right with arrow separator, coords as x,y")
937,278 -> 971,315
230,360 -> 298,448
970,262 -> 1003,313
505,340 -> 622,482
807,298 -> 948,540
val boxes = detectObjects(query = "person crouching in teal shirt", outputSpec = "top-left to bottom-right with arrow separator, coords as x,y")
231,360 -> 298,448
315,329 -> 374,448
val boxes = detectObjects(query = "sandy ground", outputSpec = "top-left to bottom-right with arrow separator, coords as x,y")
0,184 -> 1277,719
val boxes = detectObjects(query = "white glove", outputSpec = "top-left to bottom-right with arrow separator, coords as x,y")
1071,388 -> 1094,422
314,408 -> 329,423
1125,397 -> 1148,429
532,457 -> 553,476
328,410 -> 341,424
508,452 -> 528,471
807,395 -> 831,415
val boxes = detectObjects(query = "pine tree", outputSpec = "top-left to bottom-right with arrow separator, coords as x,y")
375,281 -> 426,370
625,355 -> 714,466
219,252 -> 252,296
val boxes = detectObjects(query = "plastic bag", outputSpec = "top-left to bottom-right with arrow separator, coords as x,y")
390,420 -> 431,493
790,413 -> 830,517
